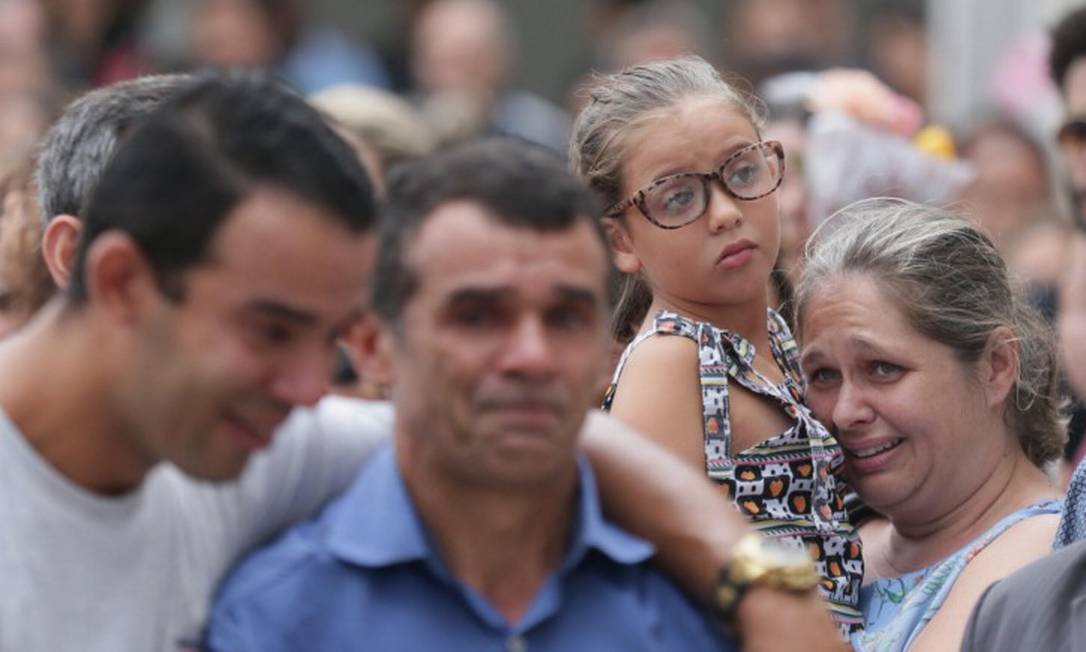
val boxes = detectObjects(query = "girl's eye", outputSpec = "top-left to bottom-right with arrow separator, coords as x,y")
662,188 -> 696,212
727,163 -> 761,187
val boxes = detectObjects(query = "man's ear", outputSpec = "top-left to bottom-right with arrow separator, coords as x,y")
979,325 -> 1019,410
340,313 -> 396,386
41,214 -> 82,290
602,218 -> 642,274
82,231 -> 160,325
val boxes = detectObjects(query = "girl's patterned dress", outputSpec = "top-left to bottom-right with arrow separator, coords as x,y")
603,309 -> 864,637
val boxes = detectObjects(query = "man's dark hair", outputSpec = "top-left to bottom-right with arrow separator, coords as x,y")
372,137 -> 608,324
1050,6 -> 1086,92
69,71 -> 376,304
36,74 -> 195,223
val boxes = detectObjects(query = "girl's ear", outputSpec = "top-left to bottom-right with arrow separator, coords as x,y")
603,218 -> 642,274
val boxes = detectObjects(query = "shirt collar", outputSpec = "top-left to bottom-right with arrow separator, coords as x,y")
323,445 -> 654,571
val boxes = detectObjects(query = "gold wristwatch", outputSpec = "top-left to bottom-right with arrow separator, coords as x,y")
710,532 -> 821,635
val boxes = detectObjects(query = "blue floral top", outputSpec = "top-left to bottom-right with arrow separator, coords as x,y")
853,499 -> 1062,651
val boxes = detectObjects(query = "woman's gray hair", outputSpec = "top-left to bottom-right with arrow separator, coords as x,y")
795,198 -> 1066,467
569,55 -> 764,341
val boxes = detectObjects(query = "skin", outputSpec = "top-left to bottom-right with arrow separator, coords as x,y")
368,201 -> 611,622
606,96 -> 790,467
0,186 -> 373,492
191,0 -> 281,68
800,274 -> 1060,651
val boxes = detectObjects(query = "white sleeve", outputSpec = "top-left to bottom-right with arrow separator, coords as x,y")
217,396 -> 393,553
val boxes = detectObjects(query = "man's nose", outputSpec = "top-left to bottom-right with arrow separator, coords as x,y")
268,347 -> 333,408
499,316 -> 556,378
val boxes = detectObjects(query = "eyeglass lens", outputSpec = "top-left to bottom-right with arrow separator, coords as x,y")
641,144 -> 781,227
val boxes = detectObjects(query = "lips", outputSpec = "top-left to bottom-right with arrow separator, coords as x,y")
222,407 -> 288,451
716,239 -> 756,269
841,437 -> 904,474
845,438 -> 904,459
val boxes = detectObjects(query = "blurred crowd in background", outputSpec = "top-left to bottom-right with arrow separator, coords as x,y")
1,0 -> 1085,472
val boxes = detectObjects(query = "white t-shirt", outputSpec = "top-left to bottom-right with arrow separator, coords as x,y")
0,395 -> 392,652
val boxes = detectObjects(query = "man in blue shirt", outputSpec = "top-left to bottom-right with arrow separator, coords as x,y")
206,139 -> 735,651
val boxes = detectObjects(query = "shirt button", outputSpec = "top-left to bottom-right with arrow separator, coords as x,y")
506,635 -> 527,652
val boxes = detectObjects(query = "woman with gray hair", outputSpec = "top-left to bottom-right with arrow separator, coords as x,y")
795,198 -> 1064,651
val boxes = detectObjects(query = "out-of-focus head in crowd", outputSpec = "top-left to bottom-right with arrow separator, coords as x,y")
597,0 -> 710,71
727,0 -> 855,87
412,0 -> 511,104
959,118 -> 1053,251
190,0 -> 299,70
409,0 -> 569,152
1050,5 -> 1086,225
410,0 -> 510,142
309,83 -> 435,179
0,163 -> 52,337
35,73 -> 193,289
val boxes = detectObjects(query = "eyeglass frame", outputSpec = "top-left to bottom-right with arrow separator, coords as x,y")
604,140 -> 785,230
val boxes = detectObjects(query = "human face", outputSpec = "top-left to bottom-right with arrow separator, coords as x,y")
1060,58 -> 1086,222
122,188 -> 373,481
799,275 -> 1005,520
388,201 -> 610,488
613,97 -> 781,313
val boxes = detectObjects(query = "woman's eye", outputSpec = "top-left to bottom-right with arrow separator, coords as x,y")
870,361 -> 902,378
807,367 -> 840,385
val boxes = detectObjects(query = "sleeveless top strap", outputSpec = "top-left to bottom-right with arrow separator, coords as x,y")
853,499 -> 1063,652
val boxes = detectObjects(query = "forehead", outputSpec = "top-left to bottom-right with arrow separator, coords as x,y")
801,275 -> 914,345
198,187 -> 374,307
404,200 -> 608,304
622,96 -> 757,187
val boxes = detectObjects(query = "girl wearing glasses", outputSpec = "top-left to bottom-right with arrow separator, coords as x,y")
571,56 -> 862,636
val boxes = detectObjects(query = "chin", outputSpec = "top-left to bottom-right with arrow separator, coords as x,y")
182,455 -> 252,483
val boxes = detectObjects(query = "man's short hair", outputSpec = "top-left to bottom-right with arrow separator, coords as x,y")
371,137 -> 608,325
36,74 -> 195,223
1050,7 -> 1086,92
69,71 -> 377,304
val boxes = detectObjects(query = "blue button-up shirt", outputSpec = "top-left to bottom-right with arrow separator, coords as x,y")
207,445 -> 735,652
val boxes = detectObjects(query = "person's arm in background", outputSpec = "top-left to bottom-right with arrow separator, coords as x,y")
580,411 -> 847,651
1060,232 -> 1086,396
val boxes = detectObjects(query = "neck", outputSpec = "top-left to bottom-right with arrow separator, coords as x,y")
0,302 -> 151,494
647,291 -> 770,344
883,440 -> 1058,572
397,438 -> 578,625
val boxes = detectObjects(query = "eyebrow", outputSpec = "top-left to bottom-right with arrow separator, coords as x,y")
554,285 -> 601,308
243,299 -> 320,325
445,285 -> 602,307
800,336 -> 893,368
648,139 -> 758,183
